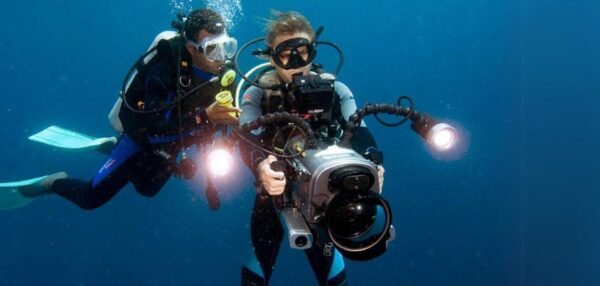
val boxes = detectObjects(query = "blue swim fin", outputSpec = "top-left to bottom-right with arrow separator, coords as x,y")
0,172 -> 67,210
29,126 -> 117,154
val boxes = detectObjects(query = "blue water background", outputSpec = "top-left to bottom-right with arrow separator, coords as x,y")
0,0 -> 598,285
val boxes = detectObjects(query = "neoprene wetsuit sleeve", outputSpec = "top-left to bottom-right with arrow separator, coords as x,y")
238,86 -> 267,177
335,81 -> 379,156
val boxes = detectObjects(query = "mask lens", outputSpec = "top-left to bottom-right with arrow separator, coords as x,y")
271,38 -> 315,70
204,43 -> 221,62
199,33 -> 238,62
295,45 -> 310,61
223,39 -> 237,58
277,48 -> 293,65
205,44 -> 217,55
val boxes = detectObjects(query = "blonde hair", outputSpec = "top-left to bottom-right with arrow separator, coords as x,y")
266,11 -> 315,46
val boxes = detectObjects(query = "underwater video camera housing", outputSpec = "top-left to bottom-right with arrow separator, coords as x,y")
278,141 -> 394,261
239,73 -> 394,261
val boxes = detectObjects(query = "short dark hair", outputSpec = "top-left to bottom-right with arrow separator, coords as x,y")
184,8 -> 225,41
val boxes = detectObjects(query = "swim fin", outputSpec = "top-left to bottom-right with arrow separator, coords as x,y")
29,125 -> 117,155
0,172 -> 67,210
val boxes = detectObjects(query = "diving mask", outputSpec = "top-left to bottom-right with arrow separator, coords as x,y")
270,37 -> 316,70
189,32 -> 238,62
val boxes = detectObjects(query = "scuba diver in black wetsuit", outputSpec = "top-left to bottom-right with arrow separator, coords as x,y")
16,8 -> 241,210
238,11 -> 385,286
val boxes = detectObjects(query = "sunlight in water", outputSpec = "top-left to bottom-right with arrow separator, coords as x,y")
170,0 -> 244,30
204,0 -> 244,30
170,0 -> 193,12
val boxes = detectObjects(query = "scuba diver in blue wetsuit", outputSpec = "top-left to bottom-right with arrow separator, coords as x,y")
237,11 -> 385,286
0,8 -> 240,210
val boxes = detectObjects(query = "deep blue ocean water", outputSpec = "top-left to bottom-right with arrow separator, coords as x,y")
1,0 -> 598,285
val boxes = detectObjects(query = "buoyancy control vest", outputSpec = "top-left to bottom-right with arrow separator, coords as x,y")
108,31 -> 180,134
107,31 -> 226,142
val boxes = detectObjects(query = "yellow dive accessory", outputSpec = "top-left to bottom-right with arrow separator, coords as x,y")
215,90 -> 237,117
214,67 -> 238,117
220,69 -> 236,87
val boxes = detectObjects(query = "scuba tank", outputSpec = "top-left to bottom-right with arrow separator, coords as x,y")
108,31 -> 180,134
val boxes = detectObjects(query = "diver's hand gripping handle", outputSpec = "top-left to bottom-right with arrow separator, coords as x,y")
269,160 -> 287,201
269,160 -> 287,174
